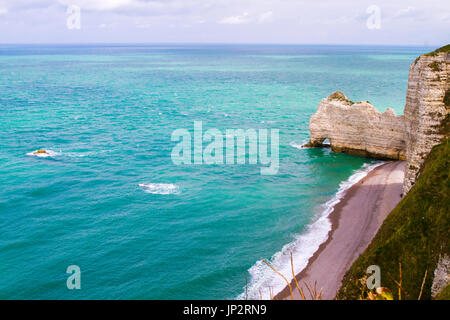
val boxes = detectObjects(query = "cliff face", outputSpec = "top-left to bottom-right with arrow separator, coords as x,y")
307,91 -> 406,160
402,49 -> 449,193
306,45 -> 449,194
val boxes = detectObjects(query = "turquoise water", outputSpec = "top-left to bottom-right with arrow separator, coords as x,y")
0,44 -> 430,299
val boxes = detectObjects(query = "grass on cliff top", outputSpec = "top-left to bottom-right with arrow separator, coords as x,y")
415,44 -> 450,64
424,44 -> 450,56
337,138 -> 449,300
328,91 -> 355,104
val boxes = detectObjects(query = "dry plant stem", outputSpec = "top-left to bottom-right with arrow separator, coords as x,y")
418,270 -> 428,300
318,288 -> 323,300
313,281 -> 317,297
388,272 -> 407,299
262,258 -> 294,300
290,252 -> 306,299
303,281 -> 314,299
314,281 -> 323,300
390,263 -> 406,300
303,281 -> 322,300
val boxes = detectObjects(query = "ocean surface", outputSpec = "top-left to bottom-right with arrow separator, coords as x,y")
0,44 -> 431,299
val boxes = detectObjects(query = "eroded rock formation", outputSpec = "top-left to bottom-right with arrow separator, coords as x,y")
305,45 -> 449,194
305,91 -> 406,160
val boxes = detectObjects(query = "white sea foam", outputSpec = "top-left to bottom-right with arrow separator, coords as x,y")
289,142 -> 304,150
64,150 -> 111,158
289,139 -> 310,150
26,149 -> 60,158
139,183 -> 180,195
237,161 -> 385,300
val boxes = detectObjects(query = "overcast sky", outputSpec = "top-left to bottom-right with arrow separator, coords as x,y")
0,0 -> 449,45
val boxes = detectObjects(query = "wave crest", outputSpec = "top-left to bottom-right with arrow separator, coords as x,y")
139,183 -> 180,195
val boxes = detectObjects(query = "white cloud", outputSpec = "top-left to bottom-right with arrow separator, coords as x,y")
0,0 -> 8,15
0,0 -> 448,45
258,11 -> 273,23
218,11 -> 274,25
135,21 -> 153,29
58,0 -> 133,11
394,6 -> 416,18
219,12 -> 250,24
55,0 -> 222,15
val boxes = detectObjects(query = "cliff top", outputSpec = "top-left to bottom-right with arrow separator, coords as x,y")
424,44 -> 450,57
327,91 -> 355,104
326,91 -> 394,114
414,44 -> 450,64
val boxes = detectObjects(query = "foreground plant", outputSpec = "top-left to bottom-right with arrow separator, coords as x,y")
358,262 -> 428,300
260,252 -> 323,300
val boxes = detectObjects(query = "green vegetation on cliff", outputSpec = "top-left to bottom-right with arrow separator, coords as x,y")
414,44 -> 449,64
424,44 -> 450,56
442,90 -> 450,137
444,89 -> 450,108
328,91 -> 355,104
435,284 -> 450,300
337,138 -> 449,300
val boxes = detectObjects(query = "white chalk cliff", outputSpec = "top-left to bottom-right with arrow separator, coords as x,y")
305,45 -> 450,194
402,49 -> 449,193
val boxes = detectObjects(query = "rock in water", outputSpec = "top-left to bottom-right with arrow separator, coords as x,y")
305,91 -> 406,160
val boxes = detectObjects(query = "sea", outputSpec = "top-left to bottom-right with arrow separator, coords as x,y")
0,44 -> 432,299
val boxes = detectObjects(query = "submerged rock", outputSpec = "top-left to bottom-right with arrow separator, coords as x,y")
34,149 -> 48,154
27,149 -> 58,158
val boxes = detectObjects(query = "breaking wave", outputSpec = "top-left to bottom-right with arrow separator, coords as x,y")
139,183 -> 180,195
238,161 -> 385,300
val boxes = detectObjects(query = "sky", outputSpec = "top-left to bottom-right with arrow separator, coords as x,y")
0,0 -> 449,45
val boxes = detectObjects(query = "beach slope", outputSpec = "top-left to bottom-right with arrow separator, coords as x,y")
276,161 -> 406,300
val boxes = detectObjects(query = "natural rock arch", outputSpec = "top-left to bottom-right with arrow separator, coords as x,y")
304,91 -> 406,160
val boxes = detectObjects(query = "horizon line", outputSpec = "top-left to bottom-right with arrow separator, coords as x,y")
0,42 -> 441,47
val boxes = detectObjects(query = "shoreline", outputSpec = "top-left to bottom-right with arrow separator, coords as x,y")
274,161 -> 406,300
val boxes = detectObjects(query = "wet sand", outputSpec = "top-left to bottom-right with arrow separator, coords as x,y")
275,161 -> 406,300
